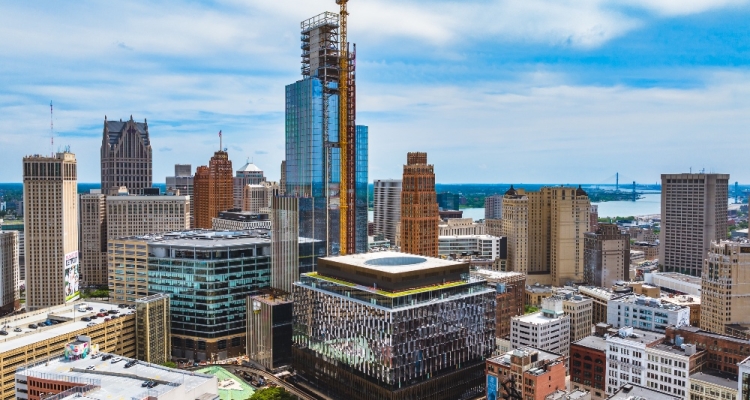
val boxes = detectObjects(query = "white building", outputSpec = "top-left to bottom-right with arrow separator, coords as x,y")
438,234 -> 501,259
373,179 -> 401,246
511,296 -> 571,356
645,272 -> 702,297
607,294 -> 690,333
439,218 -> 486,236
739,356 -> 750,400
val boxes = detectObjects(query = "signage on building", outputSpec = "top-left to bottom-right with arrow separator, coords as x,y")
64,251 -> 80,302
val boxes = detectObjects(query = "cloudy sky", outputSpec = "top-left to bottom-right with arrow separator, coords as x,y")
1,0 -> 749,184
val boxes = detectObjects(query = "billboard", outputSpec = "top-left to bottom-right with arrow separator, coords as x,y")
64,251 -> 80,302
487,375 -> 498,400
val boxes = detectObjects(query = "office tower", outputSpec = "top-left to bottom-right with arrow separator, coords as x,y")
100,116 -> 152,195
212,210 -> 271,231
472,269 -> 525,339
485,194 -> 503,220
511,297 -> 571,356
279,160 -> 286,195
0,231 -> 20,315
233,160 -> 266,209
590,204 -> 599,231
105,195 -> 190,239
400,152 -> 439,257
562,294 -> 593,343
193,150 -> 233,229
486,348 -> 566,400
247,291 -> 293,370
242,184 -> 267,213
135,293 -> 171,364
109,237 -> 150,304
166,164 -> 194,227
373,179 -> 401,245
270,197 -> 300,293
145,231 -> 271,360
1,224 -> 24,281
23,152 -> 79,310
285,12 -> 367,256
660,173 -> 729,276
584,224 -> 630,288
437,192 -> 460,211
502,186 -> 590,286
79,190 -> 107,287
292,252 -> 495,399
701,241 -> 750,336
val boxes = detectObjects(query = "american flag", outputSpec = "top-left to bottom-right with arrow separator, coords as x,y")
218,130 -> 222,137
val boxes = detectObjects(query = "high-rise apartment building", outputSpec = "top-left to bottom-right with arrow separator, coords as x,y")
503,186 -> 591,286
1,224 -> 24,280
79,190 -> 107,287
701,241 -> 750,335
373,179 -> 401,245
660,173 -> 729,276
293,252 -> 495,399
0,231 -> 20,315
233,160 -> 265,209
166,164 -> 194,227
285,12 -> 368,256
105,195 -> 190,239
584,224 -> 630,288
23,152 -> 79,310
193,150 -> 233,229
100,116 -> 152,195
135,293 -> 171,364
400,152 -> 439,257
485,194 -> 503,220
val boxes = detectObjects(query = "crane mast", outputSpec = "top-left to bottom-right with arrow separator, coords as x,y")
337,0 -> 352,255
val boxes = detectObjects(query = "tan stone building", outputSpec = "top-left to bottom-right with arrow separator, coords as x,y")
400,152 -> 439,257
438,218 -> 485,236
136,293 -> 171,364
108,237 -> 150,304
563,294 -> 593,343
503,186 -> 590,286
660,173 -> 729,277
194,150 -> 233,229
584,224 -> 630,288
242,181 -> 279,213
79,190 -> 107,286
100,116 -> 152,195
700,241 -> 750,335
0,231 -> 20,314
105,195 -> 190,239
23,152 -> 79,310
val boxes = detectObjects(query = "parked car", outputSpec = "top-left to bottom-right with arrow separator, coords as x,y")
125,360 -> 137,368
13,327 -> 21,332
90,315 -> 98,320
108,309 -> 119,314
81,317 -> 91,322
118,304 -> 128,308
28,324 -> 37,329
104,317 -> 110,321
141,380 -> 152,388
147,381 -> 158,388
86,306 -> 93,311
99,308 -> 107,312
111,357 -> 122,364
0,331 -> 7,336
102,354 -> 113,361
86,322 -> 96,327
111,315 -> 119,319
85,365 -> 95,370
91,353 -> 101,359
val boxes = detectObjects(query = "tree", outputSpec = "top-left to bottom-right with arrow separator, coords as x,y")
250,387 -> 296,400
160,361 -> 177,368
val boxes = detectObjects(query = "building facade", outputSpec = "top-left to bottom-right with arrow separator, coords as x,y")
485,194 -> 503,220
584,224 -> 630,288
511,297 -> 571,356
472,269 -> 526,339
23,152 -> 79,310
212,210 -> 271,231
193,150 -> 233,229
135,293 -> 171,364
400,152 -> 439,257
100,116 -> 152,195
108,237 -> 150,304
660,173 -> 729,276
79,190 -> 107,287
503,186 -> 591,286
701,241 -> 750,336
437,192 -> 459,211
564,294 -> 594,343
438,218 -> 486,236
247,290 -> 293,371
570,336 -> 608,400
579,287 -> 614,325
105,195 -> 190,239
0,231 -> 20,315
165,163 -> 194,227
607,294 -> 691,333
439,234 -> 504,260
292,252 -> 495,399
689,370 -> 739,400
486,347 -> 567,400
373,179 -> 401,246
233,160 -> 266,209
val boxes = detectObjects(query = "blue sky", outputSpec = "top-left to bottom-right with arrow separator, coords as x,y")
1,0 -> 749,184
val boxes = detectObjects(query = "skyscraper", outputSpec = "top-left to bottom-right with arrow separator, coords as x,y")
166,164 -> 194,227
485,194 -> 503,220
373,179 -> 401,245
285,12 -> 367,256
0,231 -> 20,315
193,150 -> 233,229
584,224 -> 630,288
660,173 -> 729,276
100,116 -> 152,195
23,152 -> 79,310
79,190 -> 107,287
502,186 -> 590,286
700,241 -> 750,336
135,293 -> 171,364
400,152 -> 439,257
233,160 -> 265,209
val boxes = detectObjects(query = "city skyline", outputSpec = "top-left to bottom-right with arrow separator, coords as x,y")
2,1 -> 750,183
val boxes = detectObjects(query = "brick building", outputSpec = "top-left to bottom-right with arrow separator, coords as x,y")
472,269 -> 526,338
570,335 -> 607,400
486,347 -> 567,400
400,152 -> 439,257
665,325 -> 748,378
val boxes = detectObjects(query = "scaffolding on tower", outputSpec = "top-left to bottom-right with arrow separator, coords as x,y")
337,0 -> 357,255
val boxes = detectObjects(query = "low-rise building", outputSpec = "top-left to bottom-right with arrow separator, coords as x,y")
211,209 -> 271,231
661,294 -> 701,327
511,297 -> 571,356
665,325 -> 748,377
571,335 -> 607,400
526,283 -> 555,306
607,294 -> 691,333
0,301 -> 135,399
438,234 -> 505,264
438,218 -> 486,236
546,389 -> 592,400
645,271 -> 702,297
564,294 -> 594,343
607,384 -> 681,400
689,370 -> 738,400
631,242 -> 659,260
14,350 -> 218,400
486,347 -> 567,400
579,286 -> 615,325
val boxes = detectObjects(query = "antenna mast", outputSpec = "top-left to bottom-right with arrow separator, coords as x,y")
50,101 -> 54,156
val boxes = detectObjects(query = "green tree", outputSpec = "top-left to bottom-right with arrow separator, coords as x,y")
160,361 -> 177,368
250,387 -> 296,400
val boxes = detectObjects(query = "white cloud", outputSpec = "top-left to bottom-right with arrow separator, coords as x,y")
618,0 -> 750,16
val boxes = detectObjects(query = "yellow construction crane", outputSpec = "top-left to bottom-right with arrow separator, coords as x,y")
337,0 -> 351,255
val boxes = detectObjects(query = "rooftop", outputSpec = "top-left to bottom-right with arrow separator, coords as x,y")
650,342 -> 702,357
196,366 -> 255,400
606,327 -> 665,345
236,161 -> 263,173
320,251 -> 463,274
611,294 -> 689,311
608,384 -> 681,400
470,269 -> 525,281
690,370 -> 739,390
488,347 -> 562,368
573,335 -> 608,352
671,325 -> 750,345
305,271 -> 474,298
650,272 -> 702,286
0,301 -> 131,354
19,354 -> 216,400
513,311 -> 567,325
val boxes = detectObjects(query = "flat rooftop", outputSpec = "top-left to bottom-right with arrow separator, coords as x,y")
0,301 -> 130,354
573,335 -> 608,352
488,347 -> 561,367
609,384 -> 681,400
651,343 -> 703,357
320,251 -> 463,274
690,370 -> 739,390
607,328 -> 665,345
513,311 -> 565,325
20,354 -> 216,399
652,272 -> 702,285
